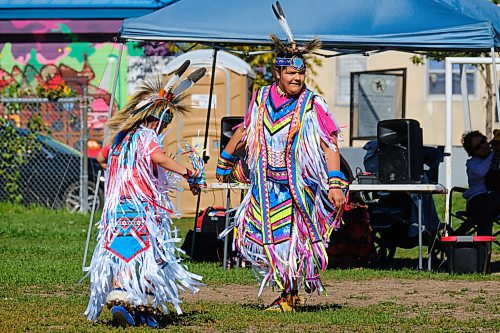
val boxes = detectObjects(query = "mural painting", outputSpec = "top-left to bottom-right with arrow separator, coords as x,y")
0,20 -> 131,153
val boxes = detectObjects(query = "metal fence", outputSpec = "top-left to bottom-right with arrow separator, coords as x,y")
0,97 -> 103,212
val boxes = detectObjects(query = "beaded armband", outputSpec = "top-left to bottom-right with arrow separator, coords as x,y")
328,170 -> 349,193
216,150 -> 239,176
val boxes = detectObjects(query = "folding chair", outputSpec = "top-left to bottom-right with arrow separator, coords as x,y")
448,187 -> 500,246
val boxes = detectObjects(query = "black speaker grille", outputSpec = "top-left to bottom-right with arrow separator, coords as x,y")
379,144 -> 408,182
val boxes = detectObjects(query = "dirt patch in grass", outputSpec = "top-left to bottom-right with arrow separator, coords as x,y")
184,278 -> 499,320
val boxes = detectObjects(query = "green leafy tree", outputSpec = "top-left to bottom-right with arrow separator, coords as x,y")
0,83 -> 52,202
0,115 -> 46,203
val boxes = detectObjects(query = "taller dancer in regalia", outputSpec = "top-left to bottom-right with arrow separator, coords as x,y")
84,62 -> 206,327
216,1 -> 348,312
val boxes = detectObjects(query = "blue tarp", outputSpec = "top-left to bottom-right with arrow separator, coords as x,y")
0,0 -> 176,19
120,0 -> 500,51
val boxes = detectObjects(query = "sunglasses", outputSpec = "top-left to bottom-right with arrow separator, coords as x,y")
473,138 -> 488,151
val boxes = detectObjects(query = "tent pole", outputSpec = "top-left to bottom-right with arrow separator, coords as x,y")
491,47 -> 500,123
444,58 -> 453,232
191,48 -> 218,259
82,41 -> 124,272
459,64 -> 471,131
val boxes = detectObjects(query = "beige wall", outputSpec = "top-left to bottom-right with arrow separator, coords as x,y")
312,51 -> 498,148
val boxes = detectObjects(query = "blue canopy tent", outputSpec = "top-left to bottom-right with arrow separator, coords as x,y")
119,0 -> 500,51
100,0 -> 500,266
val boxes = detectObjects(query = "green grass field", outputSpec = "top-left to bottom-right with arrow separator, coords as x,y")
0,201 -> 498,332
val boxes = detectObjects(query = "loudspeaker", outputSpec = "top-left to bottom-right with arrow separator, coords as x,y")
377,119 -> 423,183
182,230 -> 223,262
221,116 -> 244,151
180,207 -> 236,262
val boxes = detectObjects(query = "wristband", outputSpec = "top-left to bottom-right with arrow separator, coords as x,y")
221,150 -> 239,162
183,169 -> 205,185
216,150 -> 239,176
327,170 -> 346,181
328,169 -> 349,193
328,177 -> 349,190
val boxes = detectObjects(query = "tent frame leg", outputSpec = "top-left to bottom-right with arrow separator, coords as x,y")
491,47 -> 500,123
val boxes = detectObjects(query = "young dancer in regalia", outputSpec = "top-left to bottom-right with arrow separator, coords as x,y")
84,63 -> 206,327
216,2 -> 348,312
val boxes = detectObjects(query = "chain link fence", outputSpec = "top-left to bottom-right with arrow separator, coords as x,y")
0,97 -> 104,212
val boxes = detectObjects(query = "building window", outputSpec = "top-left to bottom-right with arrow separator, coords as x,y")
426,60 -> 477,97
336,55 -> 367,106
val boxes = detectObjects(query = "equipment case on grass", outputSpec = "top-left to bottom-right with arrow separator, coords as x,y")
440,236 -> 495,274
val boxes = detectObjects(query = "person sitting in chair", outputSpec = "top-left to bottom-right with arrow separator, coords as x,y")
485,129 -> 500,193
453,130 -> 500,236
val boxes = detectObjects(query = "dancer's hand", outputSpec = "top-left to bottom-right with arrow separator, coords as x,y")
189,183 -> 200,195
216,173 -> 229,183
183,168 -> 206,195
328,188 -> 346,208
189,182 -> 207,195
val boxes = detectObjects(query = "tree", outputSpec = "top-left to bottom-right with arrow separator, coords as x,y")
0,115 -> 46,203
0,84 -> 52,203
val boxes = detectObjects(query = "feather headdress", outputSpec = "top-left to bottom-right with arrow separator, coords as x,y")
106,61 -> 206,146
271,1 -> 321,70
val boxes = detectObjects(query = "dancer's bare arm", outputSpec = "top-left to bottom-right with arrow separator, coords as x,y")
321,138 -> 346,208
215,126 -> 245,183
223,125 -> 245,156
151,152 -> 202,195
151,152 -> 190,175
